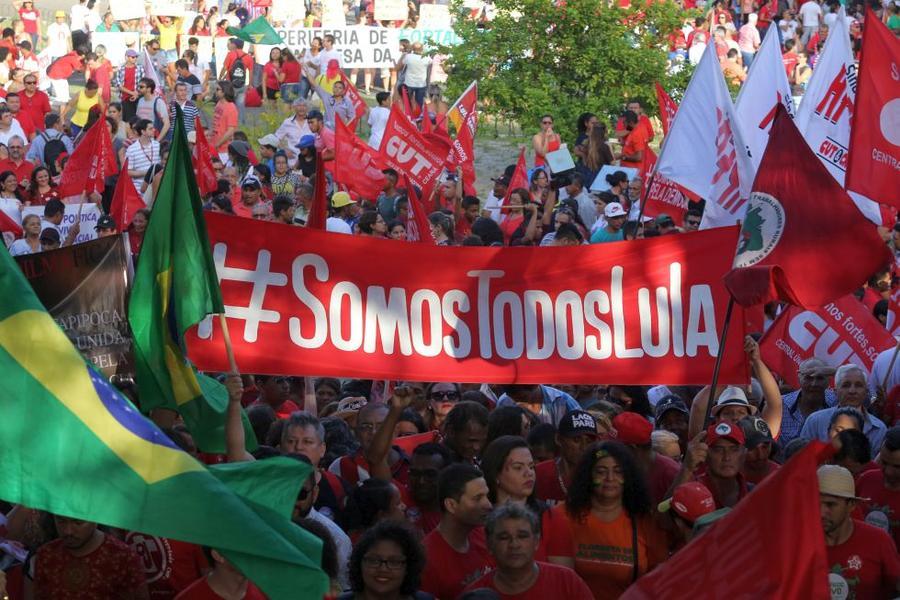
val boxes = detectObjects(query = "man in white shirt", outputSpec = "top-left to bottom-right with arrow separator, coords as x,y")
397,42 -> 432,110
46,11 -> 71,60
367,91 -> 390,150
275,99 -> 312,160
799,0 -> 822,46
0,107 -> 27,147
310,34 -> 342,76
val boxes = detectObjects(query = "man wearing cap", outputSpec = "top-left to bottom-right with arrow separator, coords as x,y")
818,464 -> 900,598
655,214 -> 678,235
39,227 -> 62,251
306,109 -> 335,162
658,482 -> 716,550
535,410 -> 598,503
589,202 -> 627,243
613,412 -> 681,504
233,180 -> 270,220
655,395 -> 690,455
739,415 -> 779,484
482,165 -> 514,222
856,426 -> 900,550
275,100 -> 311,161
330,191 -> 359,230
256,134 -> 281,174
114,50 -> 144,122
801,364 -> 888,452
46,11 -> 71,61
94,215 -> 117,238
697,422 -> 749,509
780,358 -> 838,447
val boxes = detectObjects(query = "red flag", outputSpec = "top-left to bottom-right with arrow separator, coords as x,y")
641,175 -> 694,227
339,71 -> 367,126
109,158 -> 145,229
402,175 -> 435,244
378,105 -> 445,191
500,148 -> 529,212
192,116 -> 218,197
449,83 -> 478,196
654,82 -> 678,136
0,209 -> 23,239
845,11 -> 900,209
57,119 -> 118,199
401,87 -> 419,119
622,441 -> 832,600
307,151 -> 328,230
724,105 -> 892,308
334,116 -> 387,200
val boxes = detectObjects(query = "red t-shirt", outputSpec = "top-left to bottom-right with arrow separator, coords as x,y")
19,89 -> 51,131
535,459 -> 567,504
47,52 -> 83,80
263,61 -> 280,90
696,471 -> 751,509
281,60 -> 301,84
18,8 -> 39,34
0,158 -> 35,186
403,497 -> 442,537
782,51 -> 799,81
125,532 -> 209,599
826,520 -> 900,600
175,576 -> 266,599
743,459 -> 781,485
212,101 -> 239,153
249,397 -> 300,419
123,64 -> 138,92
855,469 -> 900,551
464,561 -> 593,600
13,108 -> 35,139
646,453 -> 680,505
421,527 -> 494,600
223,51 -> 254,81
33,534 -> 147,599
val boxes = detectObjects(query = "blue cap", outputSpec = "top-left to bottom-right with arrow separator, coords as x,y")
296,134 -> 316,149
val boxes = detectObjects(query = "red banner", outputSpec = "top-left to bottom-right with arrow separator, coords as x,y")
334,117 -> 386,200
379,105 -> 445,191
759,295 -> 895,388
339,71 -> 367,126
642,175 -> 691,226
186,215 -> 748,384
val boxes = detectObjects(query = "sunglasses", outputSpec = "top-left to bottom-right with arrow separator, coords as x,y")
686,219 -> 701,226
24,80 -> 36,84
429,390 -> 459,400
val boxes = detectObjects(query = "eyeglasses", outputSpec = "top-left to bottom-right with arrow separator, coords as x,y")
362,556 -> 407,570
429,390 -> 459,400
24,80 -> 36,84
686,219 -> 701,226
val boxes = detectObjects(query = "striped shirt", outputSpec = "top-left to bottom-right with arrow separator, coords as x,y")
779,389 -> 837,446
167,100 -> 199,141
124,139 -> 160,191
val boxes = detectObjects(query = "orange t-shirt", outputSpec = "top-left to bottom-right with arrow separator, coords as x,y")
621,123 -> 651,170
546,503 -> 667,599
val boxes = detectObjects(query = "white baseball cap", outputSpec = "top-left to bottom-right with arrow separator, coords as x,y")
604,202 -> 627,218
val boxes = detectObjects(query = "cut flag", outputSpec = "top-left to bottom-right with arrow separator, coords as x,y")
654,82 -> 678,136
654,43 -> 754,229
141,47 -> 162,97
334,116 -> 387,201
56,118 -> 118,199
109,158 -> 145,230
845,10 -> 900,211
0,210 -> 23,240
227,16 -> 284,45
127,107 -> 257,455
307,151 -> 328,230
794,14 -> 882,224
734,24 -> 794,170
621,441 -> 831,600
724,105 -> 892,308
192,116 -> 219,197
0,242 -> 327,599
402,175 -> 435,244
449,81 -> 478,196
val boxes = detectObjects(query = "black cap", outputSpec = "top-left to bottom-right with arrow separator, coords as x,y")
241,178 -> 261,190
95,215 -> 116,230
655,395 -> 689,421
39,228 -> 60,243
558,410 -> 598,437
306,109 -> 324,121
228,140 -> 251,158
740,415 -> 774,448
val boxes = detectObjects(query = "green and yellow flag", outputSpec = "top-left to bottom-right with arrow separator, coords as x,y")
0,243 -> 327,599
128,106 -> 255,454
227,16 -> 285,46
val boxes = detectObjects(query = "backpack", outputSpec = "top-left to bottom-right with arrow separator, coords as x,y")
151,97 -> 166,133
228,52 -> 249,89
40,132 -> 67,175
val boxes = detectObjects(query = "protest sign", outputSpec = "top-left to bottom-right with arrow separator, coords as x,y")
321,0 -> 346,26
92,32 -> 134,66
109,0 -> 145,22
591,165 -> 639,191
23,204 -> 102,244
380,105 -> 446,190
375,0 -> 409,21
15,235 -> 133,379
270,0 -> 306,25
275,27 -> 401,68
417,4 -> 451,29
150,0 -> 185,16
187,215 -> 748,385
758,295 -> 895,388
180,35 -> 213,66
641,175 -> 691,226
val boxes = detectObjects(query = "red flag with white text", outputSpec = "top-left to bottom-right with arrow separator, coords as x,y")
57,119 -> 118,199
334,117 -> 387,200
192,116 -> 218,197
402,175 -> 435,245
845,11 -> 900,210
378,105 -> 445,192
654,82 -> 678,136
109,158 -> 145,229
622,441 -> 831,600
724,106 -> 892,308
449,83 -> 478,196
0,210 -> 23,240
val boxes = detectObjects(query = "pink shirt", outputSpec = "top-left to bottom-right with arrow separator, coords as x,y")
738,24 -> 761,53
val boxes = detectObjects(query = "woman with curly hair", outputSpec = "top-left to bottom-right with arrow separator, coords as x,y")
546,441 -> 666,598
342,521 -> 431,600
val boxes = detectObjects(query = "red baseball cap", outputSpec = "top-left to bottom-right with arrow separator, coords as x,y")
706,421 -> 746,446
612,412 -> 652,445
658,482 -> 716,523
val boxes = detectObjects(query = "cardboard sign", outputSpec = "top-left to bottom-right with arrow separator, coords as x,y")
150,0 -> 185,16
375,0 -> 409,21
109,0 -> 146,22
91,32 -> 135,67
591,165 -> 639,192
271,0 -> 306,25
23,204 -> 102,244
321,0 -> 346,26
417,4 -> 451,29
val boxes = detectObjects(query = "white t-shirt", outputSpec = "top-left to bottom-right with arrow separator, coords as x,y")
326,216 -> 352,234
46,22 -> 71,58
0,197 -> 23,224
70,3 -> 90,32
316,49 -> 343,72
125,139 -> 161,190
779,18 -> 799,39
0,120 -> 27,147
799,2 -> 822,27
367,105 -> 389,150
8,237 -> 36,256
402,54 -> 432,88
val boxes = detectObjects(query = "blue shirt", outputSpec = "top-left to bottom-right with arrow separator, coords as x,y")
497,385 -> 579,426
798,406 -> 887,452
779,389 -> 837,446
590,227 -> 624,244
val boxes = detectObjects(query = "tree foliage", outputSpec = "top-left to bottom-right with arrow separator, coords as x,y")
442,0 -> 696,139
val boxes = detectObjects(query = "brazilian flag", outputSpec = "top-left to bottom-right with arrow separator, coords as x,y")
128,106 -> 255,454
227,16 -> 285,45
0,243 -> 327,598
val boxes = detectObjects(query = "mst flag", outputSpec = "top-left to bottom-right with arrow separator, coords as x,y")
227,16 -> 284,45
724,106 -> 892,308
0,242 -> 327,600
128,108 -> 255,454
57,118 -> 118,199
622,441 -> 831,600
845,11 -> 900,210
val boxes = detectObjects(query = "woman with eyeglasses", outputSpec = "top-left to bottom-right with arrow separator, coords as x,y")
342,521 -> 430,600
424,382 -> 462,431
532,114 -> 561,168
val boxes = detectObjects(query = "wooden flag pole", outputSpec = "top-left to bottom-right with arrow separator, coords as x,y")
218,314 -> 240,375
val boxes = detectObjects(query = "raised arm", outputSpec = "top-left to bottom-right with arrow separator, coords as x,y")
224,373 -> 255,462
364,387 -> 414,481
746,335 -> 783,438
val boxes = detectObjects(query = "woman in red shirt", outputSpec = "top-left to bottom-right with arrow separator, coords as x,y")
188,15 -> 209,36
26,167 -> 58,206
262,47 -> 282,104
16,0 -> 40,49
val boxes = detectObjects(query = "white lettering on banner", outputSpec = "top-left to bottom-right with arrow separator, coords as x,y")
711,108 -> 745,216
785,308 -> 873,369
384,136 -> 435,177
204,244 -> 721,362
22,203 -> 100,243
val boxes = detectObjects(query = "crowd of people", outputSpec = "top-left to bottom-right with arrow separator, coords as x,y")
0,0 -> 898,598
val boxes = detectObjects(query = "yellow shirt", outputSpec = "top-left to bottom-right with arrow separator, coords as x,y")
158,22 -> 179,51
71,90 -> 99,127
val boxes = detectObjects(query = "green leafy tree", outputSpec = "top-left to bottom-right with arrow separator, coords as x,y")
442,0 -> 696,139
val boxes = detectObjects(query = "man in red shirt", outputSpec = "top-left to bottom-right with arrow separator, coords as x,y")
212,82 -> 239,159
696,422 -> 751,509
782,39 -> 800,84
739,415 -> 780,484
32,515 -> 149,598
618,110 -> 651,171
421,463 -> 494,600
535,409 -> 597,504
403,442 -> 451,536
856,427 -> 900,550
218,38 -> 254,121
465,503 -> 593,599
175,547 -> 265,599
46,49 -> 85,102
612,411 -> 681,504
819,464 -> 900,599
125,532 -> 209,598
0,135 -> 34,191
16,73 -> 49,133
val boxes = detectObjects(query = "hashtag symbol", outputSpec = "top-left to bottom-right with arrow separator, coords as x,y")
196,242 -> 288,343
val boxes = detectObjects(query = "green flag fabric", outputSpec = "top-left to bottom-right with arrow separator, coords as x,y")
0,243 -> 328,599
127,106 -> 255,454
227,17 -> 285,45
